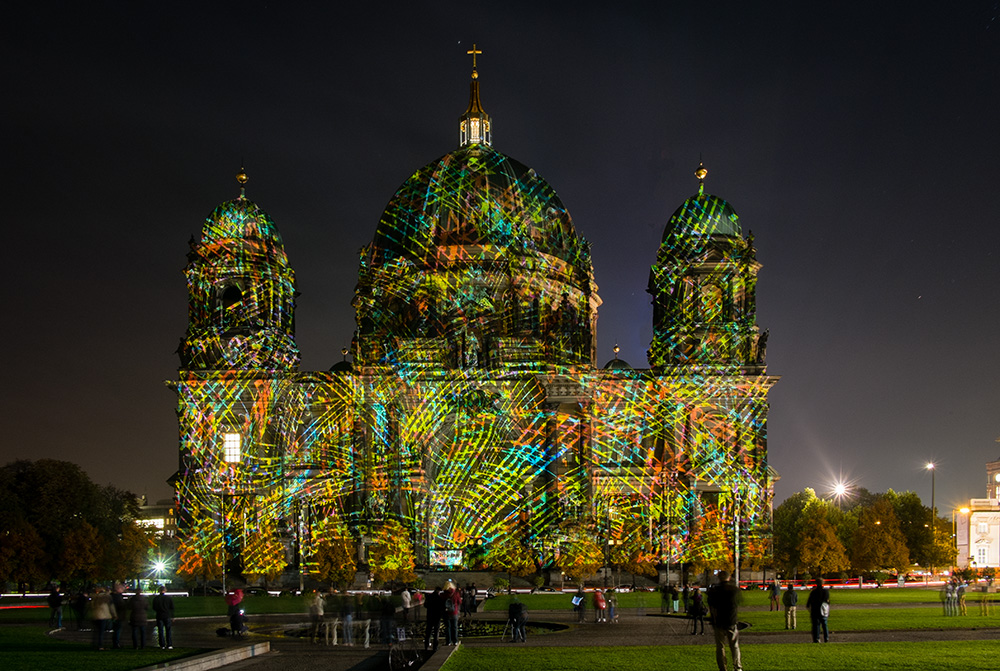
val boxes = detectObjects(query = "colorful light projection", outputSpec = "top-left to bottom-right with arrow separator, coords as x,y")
180,194 -> 299,372
171,159 -> 774,577
354,144 -> 600,373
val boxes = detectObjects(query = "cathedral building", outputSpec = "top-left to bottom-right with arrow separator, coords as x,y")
168,53 -> 779,582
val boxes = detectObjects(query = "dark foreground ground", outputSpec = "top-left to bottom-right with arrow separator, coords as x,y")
52,607 -> 1000,671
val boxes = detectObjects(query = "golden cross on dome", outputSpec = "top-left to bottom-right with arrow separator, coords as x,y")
467,44 -> 482,70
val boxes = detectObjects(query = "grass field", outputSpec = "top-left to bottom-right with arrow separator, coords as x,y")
442,641 -> 999,671
0,594 -> 312,623
481,585 -> 965,613
0,625 -> 203,671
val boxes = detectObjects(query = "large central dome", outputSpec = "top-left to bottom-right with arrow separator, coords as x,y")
371,144 -> 585,266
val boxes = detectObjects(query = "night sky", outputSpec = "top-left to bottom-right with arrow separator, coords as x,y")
5,2 -> 999,513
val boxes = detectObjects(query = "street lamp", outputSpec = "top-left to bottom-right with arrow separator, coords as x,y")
926,462 -> 936,579
831,482 -> 849,511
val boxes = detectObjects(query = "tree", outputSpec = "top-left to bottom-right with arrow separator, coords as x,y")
367,520 -> 417,586
0,459 -> 144,582
2,522 -> 46,589
797,506 -> 849,576
556,521 -> 602,582
850,498 -> 909,572
488,531 -> 537,579
310,537 -> 357,589
610,517 -> 657,579
104,522 -> 155,582
242,521 -> 288,587
772,488 -> 819,574
177,518 -> 224,592
57,521 -> 101,583
687,507 -> 732,574
883,489 -> 930,565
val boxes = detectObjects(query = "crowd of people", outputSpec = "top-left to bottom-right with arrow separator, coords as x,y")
46,584 -> 175,651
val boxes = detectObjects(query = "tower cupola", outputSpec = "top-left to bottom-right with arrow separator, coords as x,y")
458,44 -> 492,147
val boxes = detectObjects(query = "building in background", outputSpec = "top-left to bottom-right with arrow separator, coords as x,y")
167,54 -> 778,583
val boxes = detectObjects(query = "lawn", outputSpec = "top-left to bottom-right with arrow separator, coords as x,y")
0,625 -> 203,671
482,585 -> 977,613
442,641 -> 1000,671
0,594 -> 312,623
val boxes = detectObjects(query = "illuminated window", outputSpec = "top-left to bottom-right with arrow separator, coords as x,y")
223,433 -> 241,463
979,522 -> 989,534
977,547 -> 988,565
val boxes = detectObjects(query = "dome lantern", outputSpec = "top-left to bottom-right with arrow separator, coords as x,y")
459,44 -> 492,147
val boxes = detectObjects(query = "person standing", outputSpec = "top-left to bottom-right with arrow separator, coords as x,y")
129,586 -> 149,649
110,583 -> 126,648
707,571 -> 742,671
152,586 -> 175,649
443,582 -> 461,645
682,583 -> 690,614
308,590 -> 325,643
690,586 -> 706,635
47,587 -> 63,629
593,588 -> 607,623
607,588 -> 618,623
401,587 -> 412,623
805,578 -> 830,643
340,592 -> 355,646
782,583 -> 798,630
573,586 -> 586,622
423,587 -> 443,650
768,579 -> 780,611
89,587 -> 115,650
958,581 -> 968,615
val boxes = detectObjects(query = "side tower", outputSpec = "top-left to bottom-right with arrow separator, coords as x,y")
646,164 -> 778,577
170,170 -> 299,585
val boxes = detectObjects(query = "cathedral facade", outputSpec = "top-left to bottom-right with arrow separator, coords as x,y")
168,59 -> 778,581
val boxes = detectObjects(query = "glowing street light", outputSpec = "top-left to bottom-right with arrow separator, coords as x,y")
830,481 -> 850,511
926,462 -> 936,579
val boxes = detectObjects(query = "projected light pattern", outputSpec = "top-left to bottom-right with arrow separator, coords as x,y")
354,144 -> 600,372
170,157 -> 774,577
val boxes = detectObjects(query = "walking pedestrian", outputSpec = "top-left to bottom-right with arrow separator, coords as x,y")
805,578 -> 830,643
707,571 -> 742,671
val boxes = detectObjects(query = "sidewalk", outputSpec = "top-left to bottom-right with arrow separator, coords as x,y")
52,609 -> 1000,670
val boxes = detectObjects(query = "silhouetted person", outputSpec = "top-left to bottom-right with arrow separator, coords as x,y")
152,586 -> 175,649
129,586 -> 149,649
707,571 -> 742,671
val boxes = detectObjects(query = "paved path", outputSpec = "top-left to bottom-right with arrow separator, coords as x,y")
52,608 -> 1000,670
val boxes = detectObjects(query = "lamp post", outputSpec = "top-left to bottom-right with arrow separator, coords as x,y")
926,462 -> 936,580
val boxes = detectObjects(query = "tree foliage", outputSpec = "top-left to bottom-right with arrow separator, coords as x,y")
0,459 -> 145,585
488,531 -> 537,578
367,519 -> 417,585
556,521 -> 603,582
850,497 -> 910,571
310,536 -> 357,588
797,505 -> 849,575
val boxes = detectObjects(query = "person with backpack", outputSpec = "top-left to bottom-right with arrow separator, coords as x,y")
443,582 -> 461,645
806,578 -> 830,643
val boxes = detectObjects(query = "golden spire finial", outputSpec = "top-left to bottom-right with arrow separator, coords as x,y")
695,161 -> 708,196
467,44 -> 482,79
613,343 -> 620,359
236,165 -> 248,198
